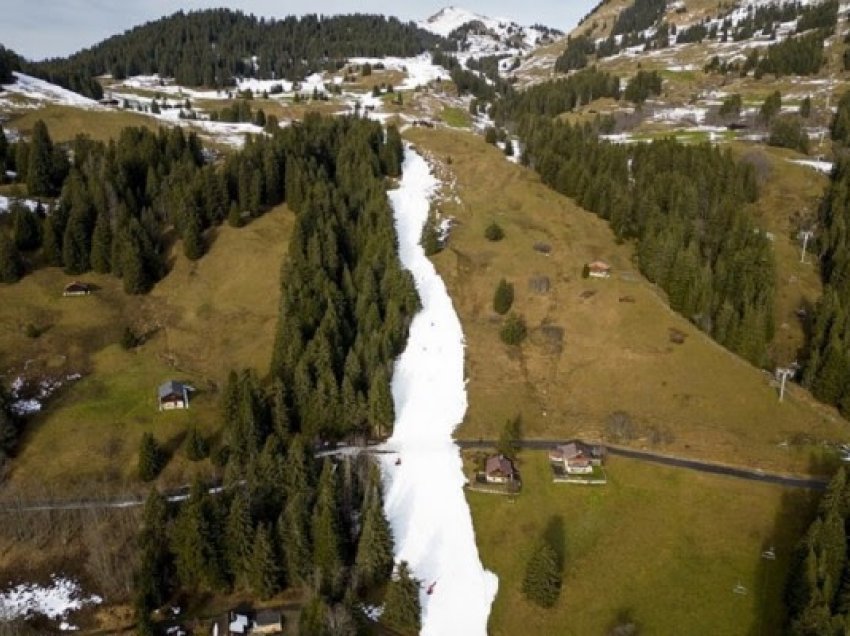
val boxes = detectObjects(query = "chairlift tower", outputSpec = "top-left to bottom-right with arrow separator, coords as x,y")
798,230 -> 815,264
776,367 -> 796,402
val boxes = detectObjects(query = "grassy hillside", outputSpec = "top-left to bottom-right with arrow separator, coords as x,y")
469,451 -> 815,635
407,126 -> 843,475
0,207 -> 292,494
7,104 -> 156,142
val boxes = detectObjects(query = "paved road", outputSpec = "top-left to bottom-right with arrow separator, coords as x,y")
0,439 -> 827,513
0,483 -> 228,513
456,439 -> 829,491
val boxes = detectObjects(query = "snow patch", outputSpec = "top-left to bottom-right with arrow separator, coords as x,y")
0,195 -> 42,214
0,576 -> 102,625
9,373 -> 82,416
790,159 -> 834,174
380,146 -> 497,636
2,73 -> 100,109
348,55 -> 450,91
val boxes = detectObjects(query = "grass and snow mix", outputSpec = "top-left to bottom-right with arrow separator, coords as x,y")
0,575 -> 101,626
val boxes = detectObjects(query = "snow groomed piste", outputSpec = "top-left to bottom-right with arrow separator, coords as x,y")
380,146 -> 498,635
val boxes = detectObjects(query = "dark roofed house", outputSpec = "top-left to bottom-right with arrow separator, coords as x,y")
485,455 -> 517,484
549,442 -> 605,475
158,380 -> 190,411
253,610 -> 282,634
63,281 -> 92,297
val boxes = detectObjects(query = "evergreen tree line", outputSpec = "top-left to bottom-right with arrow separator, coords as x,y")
0,45 -> 20,86
133,451 -> 399,635
489,67 -> 621,124
430,50 -> 510,102
727,1 -> 827,41
25,10 -> 449,99
583,0 -> 835,69
515,118 -> 775,365
785,468 -> 850,634
554,36 -> 596,73
0,386 -> 21,468
755,31 -> 826,78
134,115 -> 420,632
801,94 -> 850,414
611,0 -> 666,36
0,121 -> 234,291
623,70 -> 662,104
267,115 -> 414,443
1,114 -> 401,295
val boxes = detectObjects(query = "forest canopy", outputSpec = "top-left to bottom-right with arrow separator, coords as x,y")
24,9 -> 450,98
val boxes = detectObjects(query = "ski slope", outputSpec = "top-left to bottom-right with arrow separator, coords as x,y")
380,146 -> 498,636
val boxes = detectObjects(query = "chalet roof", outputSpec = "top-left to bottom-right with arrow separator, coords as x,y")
588,260 -> 611,271
64,281 -> 90,291
255,609 -> 281,627
485,454 -> 515,477
158,380 -> 187,400
555,443 -> 580,460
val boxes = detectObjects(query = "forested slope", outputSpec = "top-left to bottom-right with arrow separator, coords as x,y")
23,9 -> 449,98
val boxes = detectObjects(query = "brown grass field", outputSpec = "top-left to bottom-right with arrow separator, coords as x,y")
469,451 -> 816,636
0,207 -> 292,494
7,104 -> 157,142
406,126 -> 845,476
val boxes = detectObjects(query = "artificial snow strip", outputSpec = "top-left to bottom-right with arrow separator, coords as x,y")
380,146 -> 498,636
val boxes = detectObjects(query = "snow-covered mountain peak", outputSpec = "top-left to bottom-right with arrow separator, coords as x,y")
420,6 -> 563,62
420,6 -> 512,37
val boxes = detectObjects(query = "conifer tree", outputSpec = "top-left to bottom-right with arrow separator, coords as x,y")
0,124 -> 7,171
497,415 -> 522,459
249,523 -> 281,599
0,386 -> 20,461
170,478 -> 228,591
62,215 -> 91,274
183,208 -> 204,261
382,561 -> 421,634
522,542 -> 562,608
759,90 -> 782,125
484,221 -> 504,241
493,278 -> 514,315
354,471 -> 394,592
0,232 -> 23,283
41,212 -> 65,267
279,435 -> 313,584
225,488 -> 253,586
133,489 -> 172,621
27,120 -> 54,196
118,231 -> 150,295
312,459 -> 344,598
299,595 -> 331,636
90,212 -> 112,273
368,368 -> 394,439
500,312 -> 528,345
138,432 -> 164,482
11,205 -> 41,251
184,426 -> 209,461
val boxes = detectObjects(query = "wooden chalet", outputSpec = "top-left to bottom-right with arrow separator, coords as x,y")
549,442 -> 606,475
484,454 -> 517,484
587,261 -> 612,279
62,281 -> 92,296
157,380 -> 191,411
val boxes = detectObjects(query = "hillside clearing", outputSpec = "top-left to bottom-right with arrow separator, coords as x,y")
469,451 -> 814,635
0,208 -> 293,494
407,126 -> 844,475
